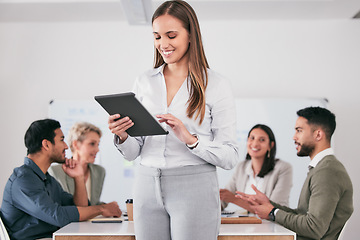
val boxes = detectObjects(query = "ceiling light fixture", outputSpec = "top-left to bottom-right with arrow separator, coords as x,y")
120,0 -> 152,25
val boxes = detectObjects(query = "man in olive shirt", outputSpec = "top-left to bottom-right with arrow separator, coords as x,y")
0,119 -> 122,240
238,107 -> 353,240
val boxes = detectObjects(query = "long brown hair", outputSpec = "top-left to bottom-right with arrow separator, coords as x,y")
152,0 -> 209,124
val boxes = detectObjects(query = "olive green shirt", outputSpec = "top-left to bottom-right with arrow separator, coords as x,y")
272,155 -> 353,240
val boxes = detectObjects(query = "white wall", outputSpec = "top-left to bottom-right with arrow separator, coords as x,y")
0,20 -> 359,239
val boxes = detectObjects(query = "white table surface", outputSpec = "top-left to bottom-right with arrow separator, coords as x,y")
53,219 -> 296,238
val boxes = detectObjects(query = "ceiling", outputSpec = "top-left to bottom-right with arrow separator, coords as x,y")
0,0 -> 360,23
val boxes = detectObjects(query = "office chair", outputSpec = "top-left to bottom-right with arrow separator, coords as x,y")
1,214 -> 51,240
338,220 -> 349,240
0,216 -> 10,240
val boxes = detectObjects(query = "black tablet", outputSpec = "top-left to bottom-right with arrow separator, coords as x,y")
94,92 -> 169,137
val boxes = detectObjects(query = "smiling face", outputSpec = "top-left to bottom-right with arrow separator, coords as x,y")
247,128 -> 272,161
73,131 -> 100,164
49,128 -> 68,164
152,14 -> 190,66
293,116 -> 316,158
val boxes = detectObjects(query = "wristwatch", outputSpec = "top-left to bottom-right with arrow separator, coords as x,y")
186,135 -> 199,150
268,207 -> 277,221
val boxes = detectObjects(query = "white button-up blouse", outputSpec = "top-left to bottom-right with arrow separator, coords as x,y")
115,65 -> 239,170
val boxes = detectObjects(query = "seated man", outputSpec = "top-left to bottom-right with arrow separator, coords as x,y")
238,107 -> 353,240
0,119 -> 122,240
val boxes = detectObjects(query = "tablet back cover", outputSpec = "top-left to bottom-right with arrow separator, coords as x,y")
95,92 -> 168,137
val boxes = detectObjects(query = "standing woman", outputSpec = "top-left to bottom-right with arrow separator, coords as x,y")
220,124 -> 293,212
49,122 -> 105,206
108,1 -> 239,240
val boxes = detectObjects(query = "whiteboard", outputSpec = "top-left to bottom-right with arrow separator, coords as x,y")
49,97 -> 327,210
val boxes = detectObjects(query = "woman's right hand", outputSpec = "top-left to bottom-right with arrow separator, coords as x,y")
108,114 -> 134,143
219,189 -> 237,203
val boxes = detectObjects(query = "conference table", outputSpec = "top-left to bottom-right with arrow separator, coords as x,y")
53,219 -> 296,240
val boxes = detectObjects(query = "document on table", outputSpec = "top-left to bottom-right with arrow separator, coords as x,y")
221,209 -> 248,217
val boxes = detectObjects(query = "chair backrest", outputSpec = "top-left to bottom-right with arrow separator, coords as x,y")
0,216 -> 10,240
338,220 -> 348,240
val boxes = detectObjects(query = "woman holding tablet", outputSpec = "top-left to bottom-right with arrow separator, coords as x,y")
108,1 -> 239,239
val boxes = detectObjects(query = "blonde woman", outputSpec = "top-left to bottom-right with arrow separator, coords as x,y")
49,122 -> 105,206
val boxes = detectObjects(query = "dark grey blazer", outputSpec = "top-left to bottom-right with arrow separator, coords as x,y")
48,163 -> 105,205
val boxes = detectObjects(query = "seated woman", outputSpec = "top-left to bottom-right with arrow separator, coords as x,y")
49,122 -> 105,205
220,124 -> 292,212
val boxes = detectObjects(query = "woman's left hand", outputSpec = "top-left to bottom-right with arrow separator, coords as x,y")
157,114 -> 197,145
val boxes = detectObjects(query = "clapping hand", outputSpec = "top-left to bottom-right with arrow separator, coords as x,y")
219,189 -> 237,203
236,185 -> 274,219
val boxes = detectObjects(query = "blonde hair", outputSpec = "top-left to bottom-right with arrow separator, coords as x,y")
67,122 -> 102,153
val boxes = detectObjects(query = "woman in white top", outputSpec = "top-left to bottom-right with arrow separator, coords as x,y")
220,124 -> 293,212
108,1 -> 238,240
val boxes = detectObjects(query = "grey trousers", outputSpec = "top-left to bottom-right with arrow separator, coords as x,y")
133,164 -> 220,240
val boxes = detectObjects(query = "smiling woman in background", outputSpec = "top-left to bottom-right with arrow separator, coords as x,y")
220,124 -> 293,212
49,121 -> 105,206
